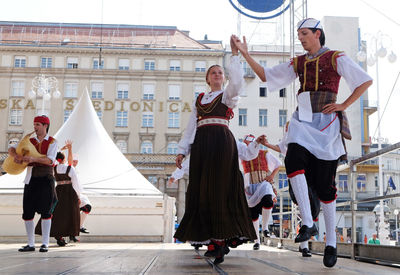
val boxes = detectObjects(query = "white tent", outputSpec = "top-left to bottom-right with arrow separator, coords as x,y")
0,90 -> 174,241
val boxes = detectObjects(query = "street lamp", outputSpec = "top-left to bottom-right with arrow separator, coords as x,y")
394,209 -> 399,245
28,74 -> 61,115
357,31 -> 397,245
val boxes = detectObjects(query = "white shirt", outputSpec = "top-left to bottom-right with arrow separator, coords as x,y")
177,56 -> 244,156
243,151 -> 282,187
55,163 -> 82,198
12,134 -> 58,184
263,53 -> 372,160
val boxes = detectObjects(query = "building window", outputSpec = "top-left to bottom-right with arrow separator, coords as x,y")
168,112 -> 180,128
91,82 -> 103,99
9,109 -> 23,125
338,175 -> 348,192
64,83 -> 78,98
259,87 -> 267,97
96,110 -> 103,121
260,60 -> 267,67
168,85 -> 181,100
116,111 -> 128,127
41,57 -> 52,68
142,112 -> 154,127
239,108 -> 247,126
67,57 -> 78,69
195,61 -> 206,72
14,56 -> 26,68
259,109 -> 267,127
141,141 -> 153,154
167,142 -> 178,154
118,59 -> 129,70
357,174 -> 366,192
117,83 -> 129,99
169,60 -> 181,71
63,110 -> 72,122
143,84 -> 155,100
194,84 -> 205,98
93,58 -> 104,69
279,88 -> 286,98
241,61 -> 253,76
144,60 -> 155,71
11,81 -> 25,97
278,173 -> 288,189
116,140 -> 127,153
279,110 -> 287,127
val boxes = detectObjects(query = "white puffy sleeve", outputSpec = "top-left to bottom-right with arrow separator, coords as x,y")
266,151 -> 282,172
264,61 -> 297,92
336,54 -> 372,92
222,56 -> 244,108
177,101 -> 198,156
68,166 -> 83,198
237,140 -> 259,161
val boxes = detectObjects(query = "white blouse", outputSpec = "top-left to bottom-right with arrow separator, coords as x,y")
55,164 -> 83,198
177,56 -> 244,156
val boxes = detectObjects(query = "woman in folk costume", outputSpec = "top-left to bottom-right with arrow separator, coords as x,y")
232,18 -> 372,267
36,152 -> 82,246
174,35 -> 257,265
241,134 -> 281,251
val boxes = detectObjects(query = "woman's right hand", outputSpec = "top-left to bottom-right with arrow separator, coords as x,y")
176,154 -> 184,169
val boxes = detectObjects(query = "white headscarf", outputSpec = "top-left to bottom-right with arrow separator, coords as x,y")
297,18 -> 323,30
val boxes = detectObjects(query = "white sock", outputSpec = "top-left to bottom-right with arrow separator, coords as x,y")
252,220 -> 260,243
41,218 -> 52,247
24,220 -> 35,247
80,212 -> 88,228
300,241 -> 308,249
322,200 -> 336,248
261,208 -> 272,231
290,174 -> 313,227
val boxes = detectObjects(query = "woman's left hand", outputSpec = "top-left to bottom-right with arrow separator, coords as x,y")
322,103 -> 347,114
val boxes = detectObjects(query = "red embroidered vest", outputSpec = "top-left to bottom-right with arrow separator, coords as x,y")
293,50 -> 343,94
241,150 -> 269,184
28,136 -> 54,167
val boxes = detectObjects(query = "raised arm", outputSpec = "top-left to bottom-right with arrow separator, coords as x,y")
231,35 -> 266,82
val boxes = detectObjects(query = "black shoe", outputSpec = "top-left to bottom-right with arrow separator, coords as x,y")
253,243 -> 260,250
263,230 -> 270,238
18,245 -> 35,252
323,246 -> 337,267
80,227 -> 90,234
39,245 -> 48,252
56,237 -> 67,247
301,248 -> 312,257
69,236 -> 79,243
213,255 -> 224,265
295,224 -> 318,243
223,246 -> 230,255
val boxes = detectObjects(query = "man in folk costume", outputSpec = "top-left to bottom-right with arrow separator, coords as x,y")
241,134 -> 281,250
232,18 -> 372,267
8,115 -> 58,252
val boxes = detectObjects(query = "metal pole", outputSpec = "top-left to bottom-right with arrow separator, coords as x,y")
350,164 -> 357,259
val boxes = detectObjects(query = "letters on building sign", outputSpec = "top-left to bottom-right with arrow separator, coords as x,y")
0,98 -> 192,113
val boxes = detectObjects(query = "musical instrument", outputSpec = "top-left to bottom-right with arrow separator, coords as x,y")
2,131 -> 45,175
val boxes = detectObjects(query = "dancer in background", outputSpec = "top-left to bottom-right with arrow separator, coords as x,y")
241,134 -> 280,250
174,35 -> 257,265
232,18 -> 372,267
8,115 -> 57,252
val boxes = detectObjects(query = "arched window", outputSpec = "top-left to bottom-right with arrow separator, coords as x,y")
141,141 -> 153,154
167,142 -> 178,154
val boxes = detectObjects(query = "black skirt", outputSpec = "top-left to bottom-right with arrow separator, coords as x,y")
174,124 -> 256,243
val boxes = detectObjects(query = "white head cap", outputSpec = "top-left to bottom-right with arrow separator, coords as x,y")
297,18 -> 323,30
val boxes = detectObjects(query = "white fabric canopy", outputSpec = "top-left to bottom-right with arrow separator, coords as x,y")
0,90 -> 162,196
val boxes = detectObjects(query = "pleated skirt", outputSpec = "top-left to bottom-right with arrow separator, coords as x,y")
174,125 -> 257,243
